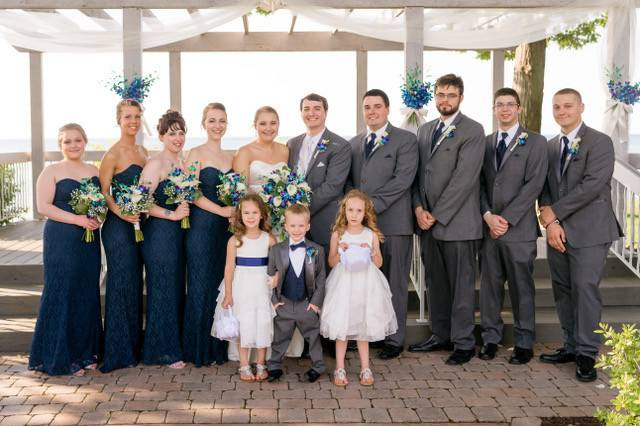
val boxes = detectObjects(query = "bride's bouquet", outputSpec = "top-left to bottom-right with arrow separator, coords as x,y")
113,177 -> 155,242
217,171 -> 247,232
69,178 -> 108,243
260,165 -> 312,240
163,164 -> 202,229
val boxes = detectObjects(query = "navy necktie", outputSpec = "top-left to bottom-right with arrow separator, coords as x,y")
560,136 -> 570,173
290,241 -> 306,251
364,133 -> 376,159
496,132 -> 509,169
431,121 -> 445,152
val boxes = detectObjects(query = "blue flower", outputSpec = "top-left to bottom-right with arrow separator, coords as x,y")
317,139 -> 329,153
306,247 -> 317,259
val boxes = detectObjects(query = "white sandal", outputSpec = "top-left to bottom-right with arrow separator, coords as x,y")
359,368 -> 374,386
238,365 -> 255,382
255,364 -> 268,381
333,368 -> 348,386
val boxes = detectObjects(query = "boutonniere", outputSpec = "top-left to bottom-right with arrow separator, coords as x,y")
569,137 -> 581,156
311,138 -> 330,161
444,125 -> 456,139
509,132 -> 528,152
375,131 -> 390,150
305,247 -> 317,263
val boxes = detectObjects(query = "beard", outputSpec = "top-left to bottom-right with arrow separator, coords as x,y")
436,103 -> 460,117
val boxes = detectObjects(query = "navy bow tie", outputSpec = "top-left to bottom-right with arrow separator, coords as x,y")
290,241 -> 306,251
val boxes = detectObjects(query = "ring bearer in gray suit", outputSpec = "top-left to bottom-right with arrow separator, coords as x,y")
407,74 -> 485,365
266,204 -> 326,383
538,88 -> 622,382
477,88 -> 548,364
347,89 -> 418,359
287,93 -> 352,258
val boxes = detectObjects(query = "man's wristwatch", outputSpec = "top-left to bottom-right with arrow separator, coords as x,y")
546,219 -> 560,229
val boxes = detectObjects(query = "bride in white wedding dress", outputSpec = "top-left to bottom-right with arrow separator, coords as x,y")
230,106 -> 304,360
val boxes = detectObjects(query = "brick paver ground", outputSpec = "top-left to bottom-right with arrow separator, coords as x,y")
0,343 -> 615,424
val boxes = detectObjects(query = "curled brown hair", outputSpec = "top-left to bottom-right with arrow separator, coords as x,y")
253,106 -> 279,126
332,189 -> 384,243
157,109 -> 187,136
201,102 -> 227,127
233,193 -> 272,247
116,99 -> 142,124
58,123 -> 88,146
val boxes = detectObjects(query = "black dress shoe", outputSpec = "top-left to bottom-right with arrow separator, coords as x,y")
445,349 -> 475,365
478,343 -> 498,360
267,369 -> 283,382
408,335 -> 453,352
509,347 -> 533,365
303,368 -> 321,383
539,348 -> 576,364
378,344 -> 402,360
576,355 -> 597,382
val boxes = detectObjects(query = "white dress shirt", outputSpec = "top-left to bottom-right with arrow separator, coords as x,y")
365,121 -> 390,145
288,238 -> 306,276
297,129 -> 325,175
558,122 -> 583,156
496,122 -> 520,147
435,110 -> 461,133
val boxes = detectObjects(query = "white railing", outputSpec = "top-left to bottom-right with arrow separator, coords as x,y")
409,234 -> 429,323
611,159 -> 640,279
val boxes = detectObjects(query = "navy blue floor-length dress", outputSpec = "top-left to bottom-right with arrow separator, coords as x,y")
101,164 -> 144,373
141,180 -> 185,365
183,167 -> 230,366
29,177 -> 103,375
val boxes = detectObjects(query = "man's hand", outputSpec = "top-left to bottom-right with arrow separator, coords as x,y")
546,222 -> 566,253
539,206 -> 557,228
268,273 -> 278,289
307,303 -> 320,314
415,206 -> 436,230
273,302 -> 284,309
484,213 -> 509,237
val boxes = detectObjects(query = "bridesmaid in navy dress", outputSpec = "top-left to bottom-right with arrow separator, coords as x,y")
140,110 -> 190,369
99,100 -> 148,373
183,103 -> 235,367
29,123 -> 103,376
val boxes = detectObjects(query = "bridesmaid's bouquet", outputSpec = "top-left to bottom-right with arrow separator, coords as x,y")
217,171 -> 247,232
163,164 -> 202,229
113,178 -> 155,242
261,165 -> 312,240
69,178 -> 108,243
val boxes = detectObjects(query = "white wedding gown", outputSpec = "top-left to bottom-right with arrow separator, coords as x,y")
227,159 -> 305,361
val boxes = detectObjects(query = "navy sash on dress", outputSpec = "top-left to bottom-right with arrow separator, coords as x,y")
235,257 -> 268,267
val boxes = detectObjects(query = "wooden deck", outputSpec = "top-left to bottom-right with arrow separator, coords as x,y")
0,220 -> 44,266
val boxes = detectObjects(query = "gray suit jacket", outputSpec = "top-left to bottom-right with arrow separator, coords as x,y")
412,113 -> 485,241
540,123 -> 623,248
287,129 -> 351,246
480,127 -> 548,242
347,123 -> 418,236
267,238 -> 326,308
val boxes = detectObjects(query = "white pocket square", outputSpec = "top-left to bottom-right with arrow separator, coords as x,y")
317,162 -> 326,168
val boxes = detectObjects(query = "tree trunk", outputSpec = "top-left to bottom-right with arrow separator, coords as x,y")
513,39 -> 546,133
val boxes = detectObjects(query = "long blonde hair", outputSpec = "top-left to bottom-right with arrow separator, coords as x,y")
332,189 -> 384,242
233,193 -> 272,247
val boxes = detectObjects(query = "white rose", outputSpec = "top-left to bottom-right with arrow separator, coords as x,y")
236,183 -> 246,191
287,184 -> 297,196
131,193 -> 142,203
273,196 -> 282,208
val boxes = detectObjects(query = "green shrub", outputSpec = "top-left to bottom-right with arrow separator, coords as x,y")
595,323 -> 640,425
0,164 -> 27,226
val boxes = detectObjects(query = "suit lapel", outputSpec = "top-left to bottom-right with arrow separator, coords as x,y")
489,131 -> 499,171
288,135 -> 304,170
549,136 -> 561,183
280,242 -> 290,279
365,124 -> 391,163
304,247 -> 313,292
561,123 -> 586,177
431,113 -> 463,156
305,128 -> 329,175
497,125 -> 524,171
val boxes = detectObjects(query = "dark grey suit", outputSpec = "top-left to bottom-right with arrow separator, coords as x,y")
540,123 -> 623,358
267,239 -> 326,373
479,127 -> 548,349
348,122 -> 419,348
413,113 -> 485,351
287,129 -> 351,250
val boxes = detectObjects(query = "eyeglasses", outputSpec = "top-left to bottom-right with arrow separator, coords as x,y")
494,102 -> 519,109
435,93 -> 459,100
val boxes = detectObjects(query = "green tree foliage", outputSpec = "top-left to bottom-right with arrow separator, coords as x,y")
0,165 -> 27,226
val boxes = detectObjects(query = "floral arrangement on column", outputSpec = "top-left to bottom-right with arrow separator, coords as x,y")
605,66 -> 639,144
400,67 -> 433,134
105,72 -> 158,135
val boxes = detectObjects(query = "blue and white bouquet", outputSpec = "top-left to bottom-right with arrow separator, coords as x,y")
400,67 -> 433,131
69,178 -> 108,243
607,66 -> 640,106
217,172 -> 248,207
113,177 -> 154,242
260,165 -> 312,240
605,66 -> 640,143
164,164 -> 202,229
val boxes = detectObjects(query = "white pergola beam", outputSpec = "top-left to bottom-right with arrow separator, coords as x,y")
356,50 -> 367,134
242,14 -> 249,34
491,49 -> 505,131
169,51 -> 181,111
29,51 -> 44,220
123,7 -> 143,144
3,0 -> 637,8
289,15 -> 297,34
81,9 -> 121,30
404,6 -> 423,74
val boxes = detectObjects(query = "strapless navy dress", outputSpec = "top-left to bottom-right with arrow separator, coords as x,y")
101,164 -> 144,373
141,180 -> 185,365
29,177 -> 103,375
183,167 -> 230,366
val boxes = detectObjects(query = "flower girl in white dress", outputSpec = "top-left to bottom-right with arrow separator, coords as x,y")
212,194 -> 277,381
320,190 -> 398,387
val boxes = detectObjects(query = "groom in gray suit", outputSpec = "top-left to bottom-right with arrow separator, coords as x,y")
408,74 -> 485,365
538,88 -> 622,382
478,88 -> 548,365
287,93 -> 352,256
348,88 -> 418,359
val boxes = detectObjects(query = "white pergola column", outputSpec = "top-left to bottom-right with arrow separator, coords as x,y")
29,51 -> 44,220
404,7 -> 424,75
491,49 -> 505,131
123,7 -> 143,144
356,50 -> 368,134
169,51 -> 182,111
